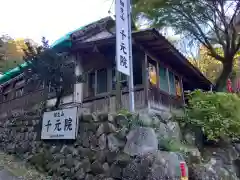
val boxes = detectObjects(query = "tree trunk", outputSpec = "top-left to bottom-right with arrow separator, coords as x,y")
55,88 -> 64,109
215,59 -> 233,91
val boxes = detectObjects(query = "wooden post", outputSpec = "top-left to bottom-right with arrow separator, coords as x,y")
156,61 -> 160,89
143,54 -> 149,107
180,76 -> 185,106
115,70 -> 122,111
166,68 -> 171,110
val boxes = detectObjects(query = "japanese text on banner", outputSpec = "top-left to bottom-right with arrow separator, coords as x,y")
116,0 -> 130,76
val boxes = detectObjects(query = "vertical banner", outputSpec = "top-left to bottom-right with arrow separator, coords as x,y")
116,0 -> 135,112
116,0 -> 130,76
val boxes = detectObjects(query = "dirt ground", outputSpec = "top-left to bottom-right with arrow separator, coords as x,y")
0,151 -> 50,180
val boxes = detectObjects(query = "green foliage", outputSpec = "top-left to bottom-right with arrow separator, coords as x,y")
133,0 -> 240,90
0,36 -> 26,73
117,109 -> 133,117
23,37 -> 85,108
117,110 -> 160,131
160,138 -> 184,152
182,90 -> 240,141
189,46 -> 240,83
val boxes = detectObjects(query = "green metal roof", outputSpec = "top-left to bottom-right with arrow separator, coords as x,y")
0,62 -> 28,83
50,26 -> 84,48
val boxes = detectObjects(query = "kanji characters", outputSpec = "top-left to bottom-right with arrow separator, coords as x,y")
120,29 -> 126,40
54,119 -> 62,131
53,111 -> 64,117
120,0 -> 125,21
45,120 -> 52,132
45,118 -> 73,132
64,118 -> 73,131
120,42 -> 127,54
120,55 -> 128,68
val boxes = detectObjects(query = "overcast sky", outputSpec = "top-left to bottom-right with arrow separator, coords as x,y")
0,0 -> 114,44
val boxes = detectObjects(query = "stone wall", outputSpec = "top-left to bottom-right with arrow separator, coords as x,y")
0,105 -> 239,180
0,105 -> 184,180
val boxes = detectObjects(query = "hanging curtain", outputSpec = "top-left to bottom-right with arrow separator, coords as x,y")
148,64 -> 157,86
176,80 -> 182,97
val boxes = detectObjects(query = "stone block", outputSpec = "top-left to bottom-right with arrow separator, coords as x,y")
109,163 -> 122,179
96,123 -> 117,137
107,133 -> 125,152
91,160 -> 105,175
124,127 -> 158,156
98,134 -> 107,150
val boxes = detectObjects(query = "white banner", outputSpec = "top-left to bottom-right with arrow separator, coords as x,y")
116,0 -> 130,76
41,107 -> 78,139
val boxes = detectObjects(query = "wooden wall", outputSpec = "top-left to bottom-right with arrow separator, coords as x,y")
81,88 -> 146,113
0,89 -> 47,119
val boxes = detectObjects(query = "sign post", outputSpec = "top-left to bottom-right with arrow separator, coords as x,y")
115,0 -> 135,112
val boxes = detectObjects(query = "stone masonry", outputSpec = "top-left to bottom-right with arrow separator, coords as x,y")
0,103 -> 239,180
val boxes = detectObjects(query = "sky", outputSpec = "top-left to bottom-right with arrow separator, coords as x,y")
0,0 -> 114,45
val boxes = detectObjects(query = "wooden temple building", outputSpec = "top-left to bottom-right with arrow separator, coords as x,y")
0,17 -> 212,118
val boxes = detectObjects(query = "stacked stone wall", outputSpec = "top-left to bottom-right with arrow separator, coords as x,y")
0,105 -> 239,180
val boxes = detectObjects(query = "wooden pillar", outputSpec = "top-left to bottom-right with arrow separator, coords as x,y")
73,53 -> 84,104
142,53 -> 149,107
94,70 -> 97,96
156,61 -> 160,89
180,76 -> 185,106
115,70 -> 122,111
166,68 -> 171,110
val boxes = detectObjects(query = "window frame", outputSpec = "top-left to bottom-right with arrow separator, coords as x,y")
15,87 -> 24,98
87,68 -> 109,97
149,57 -> 182,97
111,67 -> 128,91
168,69 -> 177,96
158,64 -> 169,93
96,68 -> 108,95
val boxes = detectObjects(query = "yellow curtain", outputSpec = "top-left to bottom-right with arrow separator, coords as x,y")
149,66 -> 157,86
176,80 -> 182,96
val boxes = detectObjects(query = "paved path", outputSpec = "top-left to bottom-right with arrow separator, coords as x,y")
0,168 -> 20,180
0,152 -> 49,180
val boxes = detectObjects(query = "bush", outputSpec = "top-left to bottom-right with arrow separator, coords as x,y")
181,90 -> 240,141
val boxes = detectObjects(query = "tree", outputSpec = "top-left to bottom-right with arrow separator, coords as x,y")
0,38 -> 4,61
189,46 -> 240,83
133,0 -> 240,91
23,37 -> 85,109
0,36 -> 28,73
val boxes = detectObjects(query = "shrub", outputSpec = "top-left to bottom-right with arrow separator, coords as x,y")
181,90 -> 240,141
